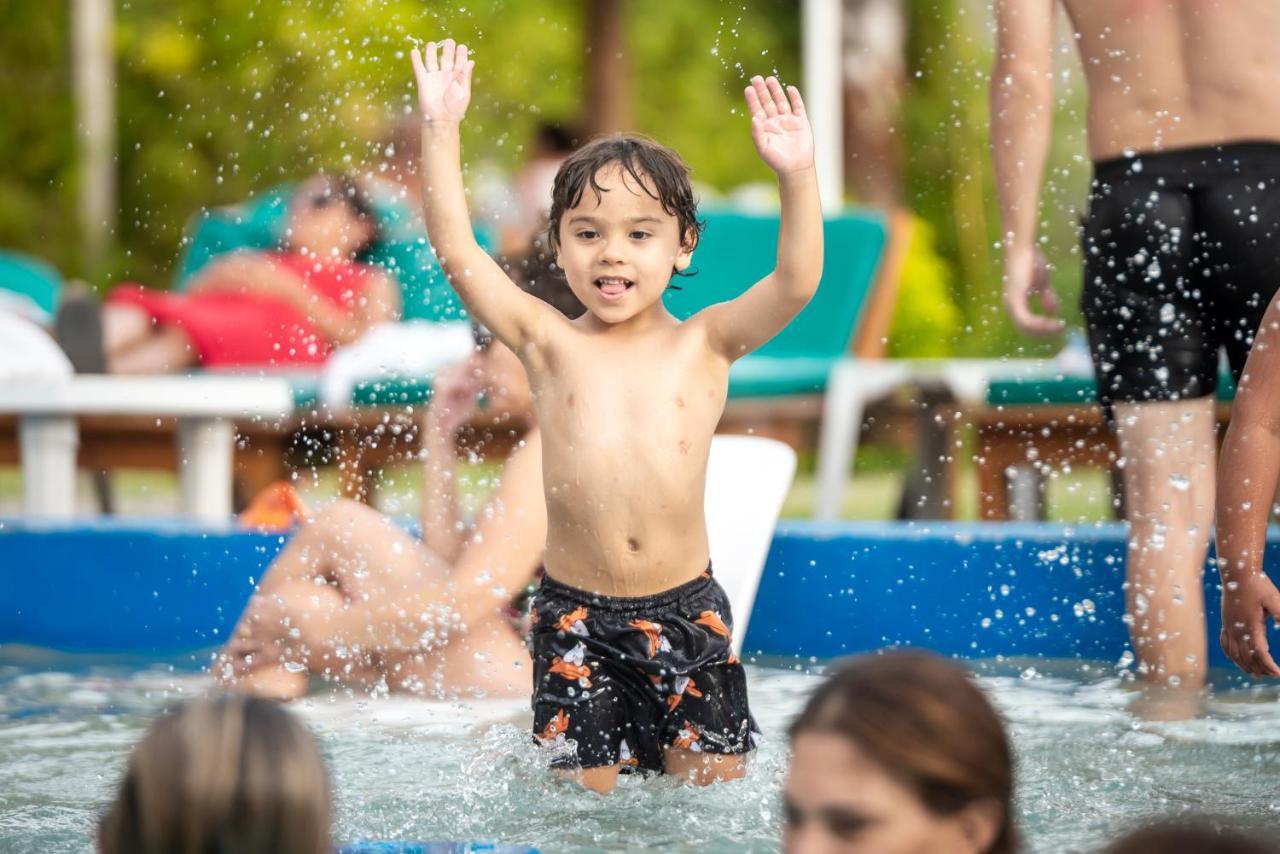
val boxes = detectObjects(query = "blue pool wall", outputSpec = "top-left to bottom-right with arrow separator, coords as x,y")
2,518 -> 1272,669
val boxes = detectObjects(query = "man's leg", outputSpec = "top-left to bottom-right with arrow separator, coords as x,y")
1112,397 -> 1217,689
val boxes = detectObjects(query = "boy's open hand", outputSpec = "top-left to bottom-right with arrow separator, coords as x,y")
411,38 -> 474,124
744,75 -> 814,174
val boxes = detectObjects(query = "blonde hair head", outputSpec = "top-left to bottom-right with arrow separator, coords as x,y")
99,695 -> 331,854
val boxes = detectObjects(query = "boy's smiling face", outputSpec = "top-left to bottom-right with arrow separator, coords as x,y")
555,163 -> 694,326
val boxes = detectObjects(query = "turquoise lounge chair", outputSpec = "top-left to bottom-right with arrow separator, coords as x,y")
0,250 -> 62,325
664,208 -> 900,519
174,183 -> 491,323
664,209 -> 889,398
986,369 -> 1237,407
173,183 -> 503,411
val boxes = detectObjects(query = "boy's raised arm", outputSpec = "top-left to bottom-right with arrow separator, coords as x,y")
699,76 -> 823,361
411,39 -> 553,352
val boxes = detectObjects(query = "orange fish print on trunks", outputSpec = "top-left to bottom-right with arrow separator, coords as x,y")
630,619 -> 672,658
618,738 -> 640,768
694,610 -> 731,638
549,642 -> 593,687
666,675 -> 703,713
673,721 -> 702,751
555,606 -> 589,636
539,709 -> 570,742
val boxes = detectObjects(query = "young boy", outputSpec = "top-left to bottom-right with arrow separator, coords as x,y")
410,38 -> 822,792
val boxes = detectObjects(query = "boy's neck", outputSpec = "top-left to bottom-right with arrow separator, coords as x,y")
577,300 -> 677,336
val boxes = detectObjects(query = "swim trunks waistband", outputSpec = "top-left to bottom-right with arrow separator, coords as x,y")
538,564 -> 714,614
1093,140 -> 1280,183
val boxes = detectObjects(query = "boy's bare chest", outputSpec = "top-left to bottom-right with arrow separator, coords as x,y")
531,335 -> 729,449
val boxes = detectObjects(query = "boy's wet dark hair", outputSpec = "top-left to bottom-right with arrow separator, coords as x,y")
546,134 -> 704,278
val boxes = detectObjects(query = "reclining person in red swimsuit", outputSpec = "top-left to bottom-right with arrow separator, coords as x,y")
60,173 -> 400,373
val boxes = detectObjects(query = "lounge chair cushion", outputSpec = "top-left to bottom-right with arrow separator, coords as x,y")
0,250 -> 62,324
986,370 -> 1236,406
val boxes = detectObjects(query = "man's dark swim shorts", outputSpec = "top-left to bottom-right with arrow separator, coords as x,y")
528,566 -> 759,773
1082,141 -> 1280,418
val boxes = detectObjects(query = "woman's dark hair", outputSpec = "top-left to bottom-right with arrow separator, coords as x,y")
515,234 -> 587,320
98,696 -> 331,854
296,173 -> 382,258
790,650 -> 1018,854
546,134 -> 705,278
474,235 -> 587,349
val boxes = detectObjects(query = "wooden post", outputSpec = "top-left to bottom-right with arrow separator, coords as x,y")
73,0 -> 116,277
584,0 -> 630,135
840,0 -> 906,208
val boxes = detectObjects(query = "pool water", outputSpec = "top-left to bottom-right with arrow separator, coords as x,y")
2,652 -> 1279,853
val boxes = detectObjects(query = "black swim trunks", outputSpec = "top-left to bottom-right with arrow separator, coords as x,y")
528,566 -> 759,773
1082,141 -> 1280,419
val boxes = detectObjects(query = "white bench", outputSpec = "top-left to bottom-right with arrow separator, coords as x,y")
813,358 -> 1060,520
0,376 -> 294,521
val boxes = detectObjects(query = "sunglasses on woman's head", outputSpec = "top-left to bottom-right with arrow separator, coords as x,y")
471,321 -> 494,353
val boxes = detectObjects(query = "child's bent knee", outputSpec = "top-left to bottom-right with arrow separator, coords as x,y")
558,764 -> 620,794
663,748 -> 748,786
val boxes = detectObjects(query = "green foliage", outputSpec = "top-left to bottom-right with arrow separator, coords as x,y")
0,0 -> 798,289
887,216 -> 961,358
0,1 -> 78,274
628,3 -> 799,190
902,0 -> 1090,357
2,0 -> 1091,362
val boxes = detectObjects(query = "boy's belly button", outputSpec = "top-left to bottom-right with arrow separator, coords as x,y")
627,537 -> 641,553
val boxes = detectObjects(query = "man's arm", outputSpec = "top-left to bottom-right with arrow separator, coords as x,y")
1218,299 -> 1280,677
440,428 -> 546,631
419,359 -> 483,562
411,39 -> 555,353
699,76 -> 823,361
990,0 -> 1062,336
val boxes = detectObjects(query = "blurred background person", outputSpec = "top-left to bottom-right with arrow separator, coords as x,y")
783,650 -> 1017,854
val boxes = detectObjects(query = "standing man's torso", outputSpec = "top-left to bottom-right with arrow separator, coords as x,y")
1060,0 -> 1280,159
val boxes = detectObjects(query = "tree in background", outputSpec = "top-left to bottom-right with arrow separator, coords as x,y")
0,0 -> 1090,359
0,0 -> 797,290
